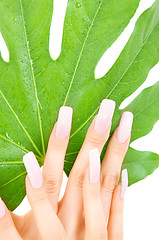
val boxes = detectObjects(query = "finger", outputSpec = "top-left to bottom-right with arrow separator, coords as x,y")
58,99 -> 115,234
83,149 -> 106,240
0,198 -> 22,240
43,106 -> 73,211
108,169 -> 128,240
101,112 -> 133,219
23,152 -> 67,240
70,99 -> 115,177
11,211 -> 40,239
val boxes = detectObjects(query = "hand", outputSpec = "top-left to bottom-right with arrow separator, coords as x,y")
0,99 -> 133,239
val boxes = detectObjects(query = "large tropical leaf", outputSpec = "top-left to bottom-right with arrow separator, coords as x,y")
0,0 -> 159,210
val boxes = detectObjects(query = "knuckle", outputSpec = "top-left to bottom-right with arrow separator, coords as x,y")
73,172 -> 84,189
49,138 -> 67,152
88,133 -> 106,148
32,189 -> 48,205
88,187 -> 101,199
108,144 -> 126,157
102,175 -> 119,193
45,177 -> 62,195
93,226 -> 107,240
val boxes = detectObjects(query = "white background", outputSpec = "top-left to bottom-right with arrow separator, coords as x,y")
1,0 -> 159,239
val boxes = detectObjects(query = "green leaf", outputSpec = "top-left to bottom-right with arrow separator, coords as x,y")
0,0 -> 159,211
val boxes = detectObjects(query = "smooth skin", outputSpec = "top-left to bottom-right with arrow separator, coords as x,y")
0,99 -> 132,240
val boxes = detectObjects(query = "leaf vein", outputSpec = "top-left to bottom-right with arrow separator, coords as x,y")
0,90 -> 42,157
63,0 -> 103,106
19,0 -> 45,155
70,17 -> 159,138
0,171 -> 26,190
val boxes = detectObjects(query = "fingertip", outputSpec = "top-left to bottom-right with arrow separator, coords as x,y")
117,112 -> 133,144
89,148 -> 101,184
23,152 -> 43,189
121,169 -> 128,200
56,106 -> 73,140
94,99 -> 115,134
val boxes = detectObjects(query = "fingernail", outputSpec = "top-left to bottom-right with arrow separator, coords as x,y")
0,198 -> 5,218
94,99 -> 115,134
117,111 -> 133,143
23,152 -> 43,189
89,148 -> 100,184
56,106 -> 73,140
121,169 -> 128,200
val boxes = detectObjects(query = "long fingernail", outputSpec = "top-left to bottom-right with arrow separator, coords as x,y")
117,112 -> 133,143
56,106 -> 73,140
0,198 -> 5,218
121,169 -> 128,200
23,152 -> 43,189
94,99 -> 115,134
89,148 -> 100,184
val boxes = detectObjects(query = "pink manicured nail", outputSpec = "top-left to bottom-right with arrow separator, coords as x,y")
23,152 -> 43,189
56,106 -> 73,140
0,198 -> 5,218
121,169 -> 128,200
117,112 -> 133,143
94,99 -> 115,134
89,148 -> 100,184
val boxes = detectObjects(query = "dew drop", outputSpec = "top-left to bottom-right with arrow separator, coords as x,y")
6,132 -> 13,141
38,99 -> 43,109
76,2 -> 81,8
82,16 -> 88,22
13,18 -> 17,24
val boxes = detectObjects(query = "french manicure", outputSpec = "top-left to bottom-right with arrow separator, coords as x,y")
0,198 -> 5,218
94,99 -> 115,134
121,169 -> 128,200
117,111 -> 133,143
56,106 -> 73,140
23,152 -> 43,189
89,148 -> 100,184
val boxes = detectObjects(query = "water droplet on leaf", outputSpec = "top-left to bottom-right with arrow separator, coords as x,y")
82,16 -> 88,22
76,2 -> 81,8
6,132 -> 13,141
13,18 -> 17,24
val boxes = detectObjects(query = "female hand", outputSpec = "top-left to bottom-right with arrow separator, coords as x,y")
0,99 -> 133,239
58,100 -> 132,239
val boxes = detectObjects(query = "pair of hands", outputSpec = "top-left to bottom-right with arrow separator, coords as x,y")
0,99 -> 133,240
